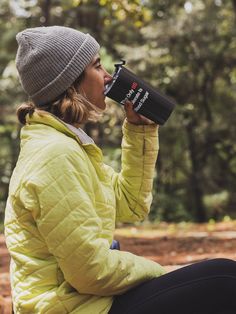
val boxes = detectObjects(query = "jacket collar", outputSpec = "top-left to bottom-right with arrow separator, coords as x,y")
26,110 -> 80,141
25,110 -> 103,158
65,123 -> 94,144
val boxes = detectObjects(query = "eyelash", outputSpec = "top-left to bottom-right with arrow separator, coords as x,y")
96,64 -> 102,69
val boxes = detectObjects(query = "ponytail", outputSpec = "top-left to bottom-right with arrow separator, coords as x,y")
16,102 -> 35,125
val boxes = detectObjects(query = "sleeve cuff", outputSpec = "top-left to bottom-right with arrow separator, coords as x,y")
123,118 -> 159,134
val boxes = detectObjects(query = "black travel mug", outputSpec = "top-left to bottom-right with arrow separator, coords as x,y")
104,60 -> 176,125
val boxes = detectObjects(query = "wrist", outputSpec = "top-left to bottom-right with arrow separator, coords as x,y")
126,118 -> 156,126
124,118 -> 159,132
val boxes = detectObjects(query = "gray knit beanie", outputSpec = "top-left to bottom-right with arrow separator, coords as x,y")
16,26 -> 100,106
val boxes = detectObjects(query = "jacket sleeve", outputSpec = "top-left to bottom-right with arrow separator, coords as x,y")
30,148 -> 165,296
104,119 -> 159,223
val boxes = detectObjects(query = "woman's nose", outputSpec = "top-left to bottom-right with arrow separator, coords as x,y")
104,70 -> 113,84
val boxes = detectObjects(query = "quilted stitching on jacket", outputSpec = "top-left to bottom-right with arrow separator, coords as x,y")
4,111 -> 166,313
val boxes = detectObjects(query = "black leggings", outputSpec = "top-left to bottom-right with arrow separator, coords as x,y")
109,258 -> 236,314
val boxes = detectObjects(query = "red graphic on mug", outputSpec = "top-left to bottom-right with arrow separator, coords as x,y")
131,82 -> 138,90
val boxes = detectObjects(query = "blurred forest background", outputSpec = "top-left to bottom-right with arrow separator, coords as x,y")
0,0 -> 236,229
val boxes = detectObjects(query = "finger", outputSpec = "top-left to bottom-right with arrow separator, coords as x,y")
124,100 -> 133,112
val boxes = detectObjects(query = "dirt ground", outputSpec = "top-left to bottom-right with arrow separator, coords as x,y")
1,221 -> 236,313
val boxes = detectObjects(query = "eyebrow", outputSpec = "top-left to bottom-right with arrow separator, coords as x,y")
92,57 -> 101,66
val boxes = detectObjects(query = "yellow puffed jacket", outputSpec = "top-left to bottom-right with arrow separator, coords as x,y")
4,111 -> 165,314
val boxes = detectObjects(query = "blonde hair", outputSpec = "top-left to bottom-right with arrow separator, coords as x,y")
17,75 -> 101,125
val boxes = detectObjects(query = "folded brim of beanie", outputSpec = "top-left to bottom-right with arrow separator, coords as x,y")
31,34 -> 100,106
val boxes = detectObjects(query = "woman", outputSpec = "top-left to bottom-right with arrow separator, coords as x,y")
4,26 -> 236,314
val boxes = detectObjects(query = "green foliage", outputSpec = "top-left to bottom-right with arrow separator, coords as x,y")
115,0 -> 236,222
0,0 -> 236,225
102,147 -> 121,173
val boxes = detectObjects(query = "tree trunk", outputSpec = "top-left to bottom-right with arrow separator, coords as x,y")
76,1 -> 102,40
232,0 -> 236,20
186,120 -> 207,222
41,0 -> 51,26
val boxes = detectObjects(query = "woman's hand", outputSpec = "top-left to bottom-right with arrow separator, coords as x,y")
124,101 -> 157,126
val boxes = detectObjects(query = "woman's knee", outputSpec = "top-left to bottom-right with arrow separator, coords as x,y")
200,258 -> 236,276
207,258 -> 236,267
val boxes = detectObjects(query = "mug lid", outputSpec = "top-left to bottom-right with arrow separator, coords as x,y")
114,59 -> 126,68
104,59 -> 126,95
